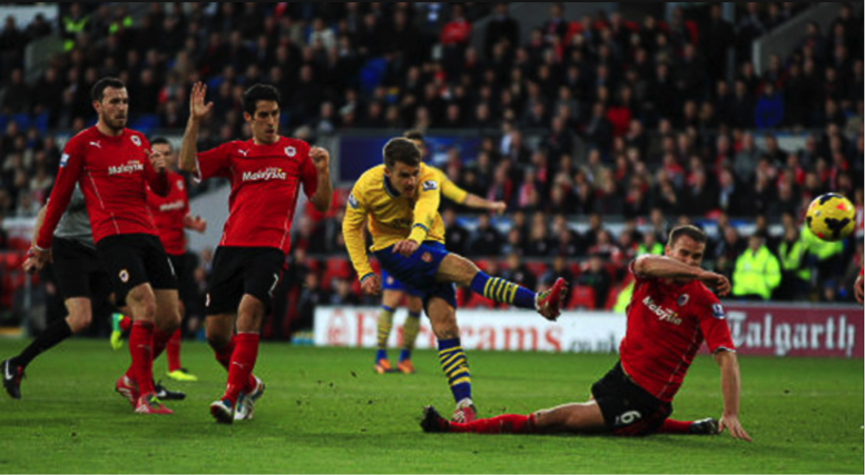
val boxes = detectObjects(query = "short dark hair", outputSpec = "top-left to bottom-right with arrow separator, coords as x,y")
403,129 -> 426,145
668,225 -> 707,247
383,138 -> 421,169
91,77 -> 125,102
150,137 -> 172,151
242,84 -> 281,116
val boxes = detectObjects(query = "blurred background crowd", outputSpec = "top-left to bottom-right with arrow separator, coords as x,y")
0,2 -> 862,341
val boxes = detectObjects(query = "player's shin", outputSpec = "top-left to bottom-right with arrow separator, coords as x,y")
470,272 -> 536,309
212,335 -> 257,392
376,305 -> 395,361
223,333 -> 259,405
12,319 -> 73,369
152,327 -> 173,361
128,321 -> 156,394
167,328 -> 182,372
400,311 -> 422,362
437,338 -> 471,404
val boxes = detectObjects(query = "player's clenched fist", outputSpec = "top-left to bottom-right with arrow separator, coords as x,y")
360,274 -> 381,296
698,270 -> 731,297
310,146 -> 330,174
393,240 -> 419,257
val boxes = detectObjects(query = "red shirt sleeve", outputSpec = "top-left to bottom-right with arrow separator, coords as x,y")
195,142 -> 233,182
696,289 -> 736,354
299,142 -> 318,199
36,137 -> 85,249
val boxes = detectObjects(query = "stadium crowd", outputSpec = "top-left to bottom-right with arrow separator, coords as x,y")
0,2 -> 863,340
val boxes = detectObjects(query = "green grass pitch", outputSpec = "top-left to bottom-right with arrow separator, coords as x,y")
0,339 -> 861,474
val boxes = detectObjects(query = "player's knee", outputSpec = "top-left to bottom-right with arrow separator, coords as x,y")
237,297 -> 264,332
429,313 -> 458,339
127,287 -> 157,320
453,256 -> 481,286
66,312 -> 92,332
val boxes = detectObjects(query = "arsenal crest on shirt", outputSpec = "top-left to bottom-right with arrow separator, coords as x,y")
285,146 -> 297,157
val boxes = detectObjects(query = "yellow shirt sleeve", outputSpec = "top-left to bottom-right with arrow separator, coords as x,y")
437,169 -> 468,204
342,188 -> 375,282
407,172 -> 442,243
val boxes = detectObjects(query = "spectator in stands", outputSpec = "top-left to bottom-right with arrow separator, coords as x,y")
755,83 -> 785,129
295,272 -> 328,334
578,254 -> 611,310
544,255 -> 575,289
443,208 -> 470,256
0,213 -> 7,249
469,213 -> 502,257
501,252 -> 538,293
2,69 -> 30,114
732,234 -> 782,301
483,3 -> 519,59
329,277 -> 360,306
702,4 -> 736,83
776,226 -> 811,301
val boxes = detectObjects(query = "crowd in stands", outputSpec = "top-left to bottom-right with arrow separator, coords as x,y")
1,3 -> 863,338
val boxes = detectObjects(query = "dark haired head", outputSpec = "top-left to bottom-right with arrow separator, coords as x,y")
91,77 -> 125,102
150,137 -> 172,151
383,138 -> 421,169
242,84 -> 281,116
403,129 -> 426,144
668,225 -> 708,248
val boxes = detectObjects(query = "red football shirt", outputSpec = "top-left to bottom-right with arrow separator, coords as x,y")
194,136 -> 318,254
619,262 -> 736,403
147,171 -> 189,256
37,126 -> 168,249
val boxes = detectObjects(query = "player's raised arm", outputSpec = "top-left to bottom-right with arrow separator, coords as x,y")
715,350 -> 751,442
308,146 -> 333,213
178,82 -> 213,176
343,189 -> 378,294
440,173 -> 507,214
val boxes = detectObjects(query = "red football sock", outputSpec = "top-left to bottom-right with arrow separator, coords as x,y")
152,328 -> 173,361
449,414 -> 536,434
119,315 -> 132,333
167,328 -> 182,372
659,419 -> 692,434
214,336 -> 257,391
223,333 -> 259,405
214,336 -> 237,372
129,321 -> 155,395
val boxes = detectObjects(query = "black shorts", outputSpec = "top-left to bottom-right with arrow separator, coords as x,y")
591,362 -> 673,437
96,234 -> 178,304
206,246 -> 285,316
52,237 -> 112,303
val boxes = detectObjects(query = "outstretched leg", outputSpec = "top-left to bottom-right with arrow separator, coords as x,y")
422,401 -> 607,435
435,254 -> 567,320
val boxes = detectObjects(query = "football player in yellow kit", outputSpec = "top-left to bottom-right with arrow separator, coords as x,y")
372,130 -> 506,375
343,137 -> 568,423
